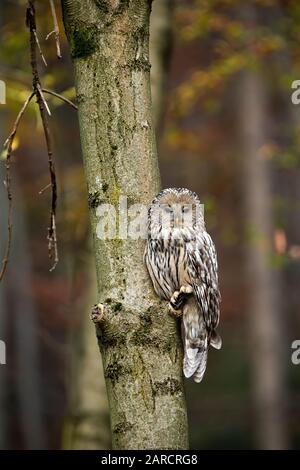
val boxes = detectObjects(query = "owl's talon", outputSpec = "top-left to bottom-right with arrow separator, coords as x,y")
170,290 -> 180,304
90,303 -> 105,324
168,303 -> 183,318
169,285 -> 193,310
180,285 -> 193,295
170,290 -> 184,310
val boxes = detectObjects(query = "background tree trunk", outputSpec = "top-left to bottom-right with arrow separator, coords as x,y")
150,0 -> 173,133
236,4 -> 288,450
0,113 -> 8,450
63,260 -> 110,450
0,2 -> 9,447
61,0 -> 189,450
10,186 -> 46,449
0,3 -> 45,446
0,173 -> 46,449
238,68 -> 288,450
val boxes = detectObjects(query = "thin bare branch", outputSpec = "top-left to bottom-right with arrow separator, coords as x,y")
48,213 -> 58,272
27,0 -> 59,272
42,88 -> 78,110
0,92 -> 35,282
1,0 -> 62,282
38,182 -> 51,195
33,30 -> 47,67
37,83 -> 51,116
3,92 -> 35,149
45,30 -> 55,41
48,0 -> 62,59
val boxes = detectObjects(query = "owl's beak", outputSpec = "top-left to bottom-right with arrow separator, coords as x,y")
175,217 -> 180,227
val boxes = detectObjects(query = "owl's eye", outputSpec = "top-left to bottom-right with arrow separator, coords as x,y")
182,205 -> 191,213
164,205 -> 173,214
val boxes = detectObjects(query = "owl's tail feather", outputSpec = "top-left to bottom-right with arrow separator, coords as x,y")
192,347 -> 208,383
183,343 -> 206,378
182,302 -> 208,381
183,343 -> 208,382
210,330 -> 222,350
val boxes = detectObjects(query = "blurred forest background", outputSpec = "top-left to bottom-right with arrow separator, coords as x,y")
0,0 -> 300,450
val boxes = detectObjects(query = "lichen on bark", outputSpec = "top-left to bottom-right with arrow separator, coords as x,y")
61,0 -> 189,450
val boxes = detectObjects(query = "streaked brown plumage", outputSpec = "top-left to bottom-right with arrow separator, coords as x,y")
144,188 -> 221,382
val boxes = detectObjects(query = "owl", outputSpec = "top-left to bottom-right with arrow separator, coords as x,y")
144,188 -> 221,382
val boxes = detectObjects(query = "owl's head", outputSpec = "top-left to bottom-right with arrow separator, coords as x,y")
148,188 -> 205,240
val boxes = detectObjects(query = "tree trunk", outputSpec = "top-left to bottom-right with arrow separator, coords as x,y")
238,69 -> 288,449
65,0 -> 175,450
61,0 -> 189,450
150,0 -> 173,132
11,188 -> 46,449
0,2 -> 8,447
0,124 -> 8,450
0,173 -> 46,449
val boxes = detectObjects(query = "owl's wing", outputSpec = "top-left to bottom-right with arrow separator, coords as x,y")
187,231 -> 221,337
144,240 -> 171,300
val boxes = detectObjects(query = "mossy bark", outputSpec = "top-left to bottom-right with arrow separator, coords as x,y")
61,0 -> 189,450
